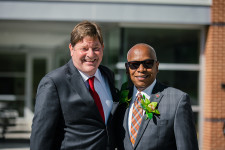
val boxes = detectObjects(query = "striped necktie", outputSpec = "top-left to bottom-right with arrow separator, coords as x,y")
130,92 -> 143,146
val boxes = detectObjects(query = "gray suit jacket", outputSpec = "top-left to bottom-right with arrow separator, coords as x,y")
116,81 -> 199,150
30,59 -> 119,150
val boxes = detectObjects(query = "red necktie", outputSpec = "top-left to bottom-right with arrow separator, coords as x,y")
88,76 -> 105,123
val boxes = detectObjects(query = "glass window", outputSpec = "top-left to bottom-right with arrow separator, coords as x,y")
193,112 -> 199,138
0,53 -> 25,72
121,28 -> 200,64
0,53 -> 25,95
32,59 -> 47,110
0,53 -> 26,116
157,70 -> 199,105
0,77 -> 25,95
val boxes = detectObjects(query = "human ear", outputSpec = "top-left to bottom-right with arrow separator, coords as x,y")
69,43 -> 74,56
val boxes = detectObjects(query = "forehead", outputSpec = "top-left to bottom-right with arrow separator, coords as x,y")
128,46 -> 153,61
76,36 -> 101,46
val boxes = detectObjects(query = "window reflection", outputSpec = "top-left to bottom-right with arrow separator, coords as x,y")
157,70 -> 199,105
122,28 -> 200,64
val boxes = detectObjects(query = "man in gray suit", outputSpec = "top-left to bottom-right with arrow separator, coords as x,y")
30,21 -> 119,150
115,43 -> 199,150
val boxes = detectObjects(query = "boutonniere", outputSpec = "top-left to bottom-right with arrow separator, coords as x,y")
119,82 -> 131,107
140,94 -> 160,120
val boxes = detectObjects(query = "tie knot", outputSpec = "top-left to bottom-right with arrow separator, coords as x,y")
88,76 -> 95,90
136,92 -> 143,103
89,76 -> 95,81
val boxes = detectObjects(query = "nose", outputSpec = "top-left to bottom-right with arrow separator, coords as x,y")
137,64 -> 146,72
87,48 -> 95,57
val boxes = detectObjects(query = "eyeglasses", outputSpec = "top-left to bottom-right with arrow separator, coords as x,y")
126,59 -> 157,70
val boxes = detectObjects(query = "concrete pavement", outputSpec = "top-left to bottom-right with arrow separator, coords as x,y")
0,118 -> 30,150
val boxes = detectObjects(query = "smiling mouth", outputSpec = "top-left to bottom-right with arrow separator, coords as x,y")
85,59 -> 96,63
135,75 -> 149,80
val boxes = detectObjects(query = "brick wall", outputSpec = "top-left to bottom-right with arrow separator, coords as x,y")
203,0 -> 225,149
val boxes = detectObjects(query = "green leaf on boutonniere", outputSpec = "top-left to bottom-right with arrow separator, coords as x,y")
140,94 -> 160,120
146,112 -> 153,120
120,90 -> 130,103
119,82 -> 131,107
121,81 -> 128,91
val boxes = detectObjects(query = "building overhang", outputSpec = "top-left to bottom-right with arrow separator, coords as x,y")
0,0 -> 211,25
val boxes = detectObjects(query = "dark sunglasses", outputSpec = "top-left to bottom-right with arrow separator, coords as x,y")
126,59 -> 157,70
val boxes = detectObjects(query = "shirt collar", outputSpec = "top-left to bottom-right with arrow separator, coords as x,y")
78,69 -> 102,82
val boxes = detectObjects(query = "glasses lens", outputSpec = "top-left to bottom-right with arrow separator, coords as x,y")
143,60 -> 155,68
128,60 -> 155,69
129,62 -> 140,69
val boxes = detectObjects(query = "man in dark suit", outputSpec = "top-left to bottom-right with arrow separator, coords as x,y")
30,21 -> 119,150
116,43 -> 199,150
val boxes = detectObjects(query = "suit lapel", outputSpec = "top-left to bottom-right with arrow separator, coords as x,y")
123,107 -> 134,149
122,84 -> 135,149
133,82 -> 164,148
107,101 -> 119,125
66,60 -> 120,124
66,59 -> 95,106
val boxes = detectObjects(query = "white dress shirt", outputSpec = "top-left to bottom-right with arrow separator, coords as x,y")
78,69 -> 113,125
128,79 -> 156,135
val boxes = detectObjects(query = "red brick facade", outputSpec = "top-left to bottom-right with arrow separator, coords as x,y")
203,0 -> 225,149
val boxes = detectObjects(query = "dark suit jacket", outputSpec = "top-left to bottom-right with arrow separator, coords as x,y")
30,59 -> 119,150
115,81 -> 199,150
